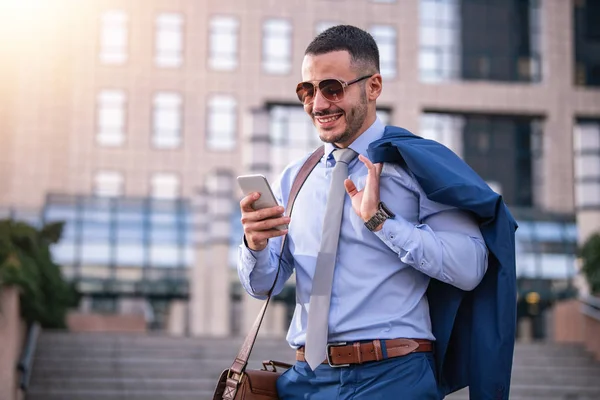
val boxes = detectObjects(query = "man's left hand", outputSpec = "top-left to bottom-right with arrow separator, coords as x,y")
344,154 -> 384,231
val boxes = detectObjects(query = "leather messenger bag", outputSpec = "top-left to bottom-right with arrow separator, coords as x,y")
212,148 -> 323,400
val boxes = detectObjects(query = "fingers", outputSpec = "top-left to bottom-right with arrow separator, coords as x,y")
344,178 -> 358,197
358,154 -> 383,176
240,194 -> 290,250
245,216 -> 289,238
240,192 -> 260,213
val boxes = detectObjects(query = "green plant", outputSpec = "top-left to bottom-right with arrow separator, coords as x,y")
579,232 -> 600,296
0,219 -> 80,328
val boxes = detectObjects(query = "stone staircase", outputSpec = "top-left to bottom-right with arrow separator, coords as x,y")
26,332 -> 600,400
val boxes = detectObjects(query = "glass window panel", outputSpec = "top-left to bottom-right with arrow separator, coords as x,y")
420,26 -> 437,46
209,16 -> 239,71
153,92 -> 182,149
94,171 -> 124,197
150,211 -> 178,225
574,122 -> 600,151
576,181 -> 600,207
99,10 -> 128,64
116,224 -> 144,242
420,49 -> 440,72
116,244 -> 145,266
262,19 -> 292,74
45,206 -> 78,221
80,243 -> 112,264
51,242 -> 76,265
151,173 -> 180,200
150,227 -> 179,243
81,221 -> 111,241
207,95 -> 237,151
420,0 -> 439,22
150,244 -> 180,267
97,90 -> 126,147
376,110 -> 391,125
370,25 -> 397,79
532,221 -> 565,242
575,154 -> 600,179
155,13 -> 183,68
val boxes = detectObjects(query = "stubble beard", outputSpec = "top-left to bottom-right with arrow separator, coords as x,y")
316,91 -> 368,146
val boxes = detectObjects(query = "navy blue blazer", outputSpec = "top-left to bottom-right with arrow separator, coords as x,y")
367,126 -> 518,400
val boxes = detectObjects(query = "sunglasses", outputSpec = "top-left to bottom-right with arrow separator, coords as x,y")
295,75 -> 373,105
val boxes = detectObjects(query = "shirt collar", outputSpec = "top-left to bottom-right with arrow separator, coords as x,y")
323,117 -> 385,163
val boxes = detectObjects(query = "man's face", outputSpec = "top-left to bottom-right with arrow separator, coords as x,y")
300,51 -> 373,147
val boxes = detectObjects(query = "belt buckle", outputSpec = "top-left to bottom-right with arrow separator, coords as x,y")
326,342 -> 349,368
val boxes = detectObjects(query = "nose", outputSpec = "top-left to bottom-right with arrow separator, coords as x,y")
311,86 -> 331,113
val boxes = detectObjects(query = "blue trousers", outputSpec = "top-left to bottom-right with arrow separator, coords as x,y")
276,352 -> 439,400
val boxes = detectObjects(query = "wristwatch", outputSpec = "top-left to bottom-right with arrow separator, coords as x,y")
364,202 -> 395,231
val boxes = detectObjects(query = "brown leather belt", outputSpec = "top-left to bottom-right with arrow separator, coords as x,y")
296,338 -> 433,367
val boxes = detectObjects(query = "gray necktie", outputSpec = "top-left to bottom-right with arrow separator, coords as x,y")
304,148 -> 357,370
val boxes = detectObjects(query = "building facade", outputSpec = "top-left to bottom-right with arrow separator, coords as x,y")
0,0 -> 599,337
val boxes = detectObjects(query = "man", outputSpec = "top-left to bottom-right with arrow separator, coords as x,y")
238,25 -> 516,399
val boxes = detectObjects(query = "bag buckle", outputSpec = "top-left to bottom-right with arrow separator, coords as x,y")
226,369 -> 245,383
326,342 -> 349,368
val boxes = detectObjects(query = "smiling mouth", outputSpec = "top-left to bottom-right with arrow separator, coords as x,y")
315,114 -> 343,124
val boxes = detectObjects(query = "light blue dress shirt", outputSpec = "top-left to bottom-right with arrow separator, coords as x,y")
237,118 -> 488,348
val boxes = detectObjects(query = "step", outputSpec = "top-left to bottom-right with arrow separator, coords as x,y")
446,387 -> 599,400
24,385 -> 600,400
25,388 -> 213,400
27,377 -> 213,391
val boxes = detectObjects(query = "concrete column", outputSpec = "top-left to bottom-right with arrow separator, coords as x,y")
206,171 -> 234,336
166,300 -> 187,337
190,188 -> 210,336
261,301 -> 287,338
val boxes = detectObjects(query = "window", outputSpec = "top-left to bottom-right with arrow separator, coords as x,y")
155,13 -> 183,68
420,113 -> 464,158
207,95 -> 237,151
370,25 -> 397,79
44,194 -> 193,274
209,16 -> 239,71
152,92 -> 182,149
377,109 -> 392,125
151,173 -> 180,199
99,10 -> 128,64
419,0 -> 541,83
419,0 -> 461,82
96,90 -> 126,146
262,19 -> 292,74
573,120 -> 600,208
421,113 -> 543,207
574,1 -> 600,87
94,171 -> 124,197
269,105 -> 321,178
315,21 -> 339,36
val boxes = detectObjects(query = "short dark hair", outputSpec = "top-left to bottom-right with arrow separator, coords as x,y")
305,25 -> 380,74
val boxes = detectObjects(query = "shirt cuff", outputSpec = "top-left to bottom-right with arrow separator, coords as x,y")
241,236 -> 270,265
373,217 -> 415,253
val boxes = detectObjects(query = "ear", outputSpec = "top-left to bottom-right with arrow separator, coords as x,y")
367,74 -> 383,101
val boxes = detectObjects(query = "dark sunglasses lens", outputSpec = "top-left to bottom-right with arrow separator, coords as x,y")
296,82 -> 314,104
318,79 -> 344,102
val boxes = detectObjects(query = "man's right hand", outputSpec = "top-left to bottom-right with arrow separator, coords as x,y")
240,192 -> 291,251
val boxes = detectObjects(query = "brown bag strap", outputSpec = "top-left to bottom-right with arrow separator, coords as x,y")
227,146 -> 324,380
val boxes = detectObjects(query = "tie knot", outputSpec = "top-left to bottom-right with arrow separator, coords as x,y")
333,148 -> 358,165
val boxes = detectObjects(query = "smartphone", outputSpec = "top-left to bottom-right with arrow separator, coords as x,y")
237,174 -> 288,231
